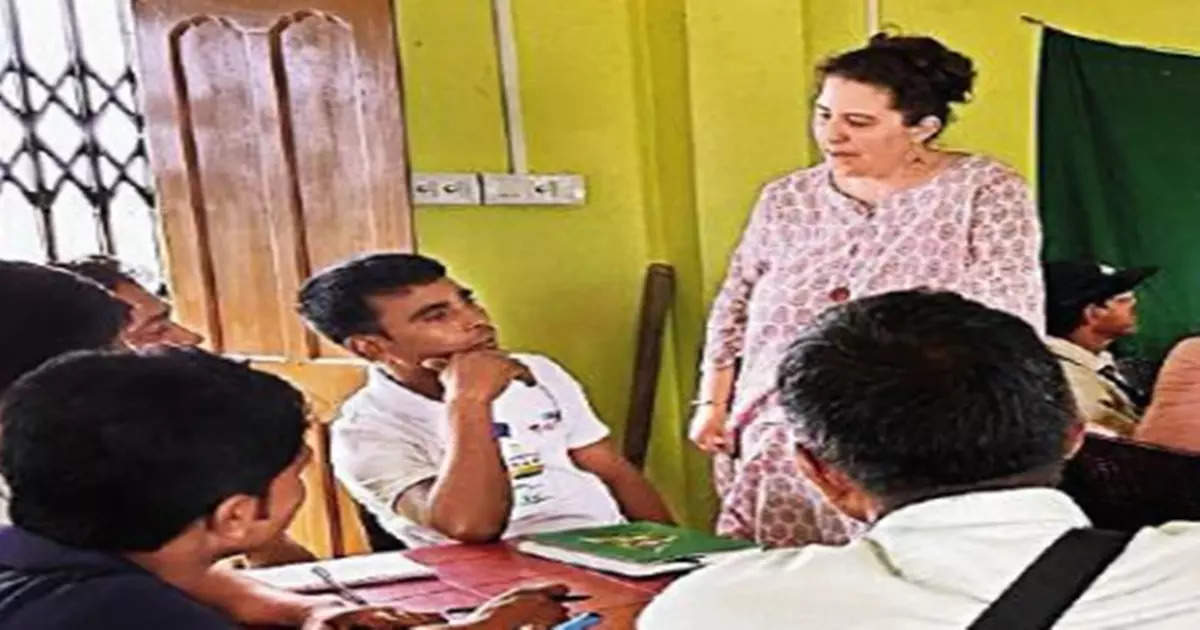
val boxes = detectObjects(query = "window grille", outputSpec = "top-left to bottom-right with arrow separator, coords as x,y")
0,0 -> 160,287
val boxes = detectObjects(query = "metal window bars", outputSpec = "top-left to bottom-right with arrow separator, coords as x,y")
0,0 -> 158,279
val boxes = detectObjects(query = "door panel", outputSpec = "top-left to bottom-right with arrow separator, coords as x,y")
173,17 -> 285,354
129,0 -> 412,556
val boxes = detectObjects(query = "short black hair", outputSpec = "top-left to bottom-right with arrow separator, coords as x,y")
0,347 -> 307,551
297,252 -> 446,344
817,33 -> 975,138
777,290 -> 1076,498
0,261 -> 129,393
52,255 -> 133,290
1046,298 -> 1102,338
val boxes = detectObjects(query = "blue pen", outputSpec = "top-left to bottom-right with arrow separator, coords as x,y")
553,612 -> 603,630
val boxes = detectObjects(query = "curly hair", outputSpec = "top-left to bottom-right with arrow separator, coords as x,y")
817,33 -> 976,139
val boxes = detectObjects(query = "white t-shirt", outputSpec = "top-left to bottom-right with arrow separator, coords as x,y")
640,488 -> 1200,629
331,353 -> 625,547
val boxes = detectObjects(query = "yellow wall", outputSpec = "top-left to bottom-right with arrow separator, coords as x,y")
394,0 -> 712,525
393,0 -> 1200,529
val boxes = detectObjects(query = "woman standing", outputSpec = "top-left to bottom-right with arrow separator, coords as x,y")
690,34 -> 1045,547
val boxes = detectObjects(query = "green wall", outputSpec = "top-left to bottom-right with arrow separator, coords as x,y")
395,0 -> 1200,528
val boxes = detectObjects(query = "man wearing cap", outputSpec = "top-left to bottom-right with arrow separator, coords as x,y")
1043,261 -> 1158,437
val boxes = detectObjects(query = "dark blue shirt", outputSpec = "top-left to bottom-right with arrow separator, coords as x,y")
0,526 -> 237,629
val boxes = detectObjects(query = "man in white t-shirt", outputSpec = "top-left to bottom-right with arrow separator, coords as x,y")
640,290 -> 1200,629
298,253 -> 672,546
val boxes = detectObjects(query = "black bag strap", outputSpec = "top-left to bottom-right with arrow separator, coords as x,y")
967,528 -> 1135,630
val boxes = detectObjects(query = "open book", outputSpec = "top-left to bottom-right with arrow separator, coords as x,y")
243,551 -> 436,592
515,521 -> 758,577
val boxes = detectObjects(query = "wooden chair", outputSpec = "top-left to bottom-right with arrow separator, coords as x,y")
622,263 -> 675,470
315,420 -> 408,553
313,421 -> 348,557
1059,433 -> 1200,531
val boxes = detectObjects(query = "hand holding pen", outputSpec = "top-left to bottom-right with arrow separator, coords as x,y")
307,569 -> 575,629
306,567 -> 447,629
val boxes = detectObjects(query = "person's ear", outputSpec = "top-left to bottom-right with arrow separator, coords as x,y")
207,494 -> 266,544
1081,303 -> 1105,327
907,115 -> 942,145
794,444 -> 878,522
346,334 -> 389,362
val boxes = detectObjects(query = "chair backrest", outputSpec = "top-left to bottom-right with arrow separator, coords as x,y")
313,421 -> 347,557
1059,433 -> 1200,530
623,263 -> 675,470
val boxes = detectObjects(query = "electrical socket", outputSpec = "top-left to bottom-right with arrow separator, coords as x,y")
481,173 -> 586,206
410,173 -> 482,205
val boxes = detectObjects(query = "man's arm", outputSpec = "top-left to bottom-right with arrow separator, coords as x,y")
188,566 -> 331,627
192,567 -> 569,630
393,398 -> 512,543
303,583 -> 569,630
391,351 -> 533,543
570,438 -> 673,523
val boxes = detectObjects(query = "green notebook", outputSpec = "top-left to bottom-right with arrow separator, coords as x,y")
521,521 -> 756,566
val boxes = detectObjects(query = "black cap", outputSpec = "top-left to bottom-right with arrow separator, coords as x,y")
1043,260 -> 1158,308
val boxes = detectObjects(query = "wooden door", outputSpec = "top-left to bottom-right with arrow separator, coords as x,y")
128,0 -> 413,556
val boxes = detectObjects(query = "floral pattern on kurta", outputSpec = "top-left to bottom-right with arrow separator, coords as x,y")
704,154 -> 1044,548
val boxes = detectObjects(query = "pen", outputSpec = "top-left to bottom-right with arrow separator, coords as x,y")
443,592 -> 592,616
311,566 -> 371,606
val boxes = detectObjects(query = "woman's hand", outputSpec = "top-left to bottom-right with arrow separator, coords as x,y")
688,404 -> 733,454
689,366 -> 736,454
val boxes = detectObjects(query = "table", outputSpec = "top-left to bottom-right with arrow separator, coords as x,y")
352,543 -> 678,629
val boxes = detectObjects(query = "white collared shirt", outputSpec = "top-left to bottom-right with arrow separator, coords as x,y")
640,488 -> 1200,629
330,353 -> 624,547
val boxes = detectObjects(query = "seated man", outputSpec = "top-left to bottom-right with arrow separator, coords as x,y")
1044,260 -> 1157,437
55,255 -> 310,567
297,253 -> 672,546
0,261 -> 564,629
54,255 -> 204,348
0,347 -> 569,629
0,261 -> 131,523
640,290 -> 1200,628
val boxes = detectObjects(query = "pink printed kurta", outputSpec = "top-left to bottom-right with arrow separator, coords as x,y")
704,154 -> 1044,548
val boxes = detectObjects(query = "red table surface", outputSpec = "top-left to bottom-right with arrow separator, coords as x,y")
251,543 -> 679,629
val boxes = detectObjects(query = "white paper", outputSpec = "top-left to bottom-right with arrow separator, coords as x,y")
243,551 -> 437,591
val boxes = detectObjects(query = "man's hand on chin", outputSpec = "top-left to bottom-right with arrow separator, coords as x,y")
427,350 -> 536,405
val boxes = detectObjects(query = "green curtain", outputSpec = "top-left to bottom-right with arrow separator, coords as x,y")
1038,28 -> 1200,359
